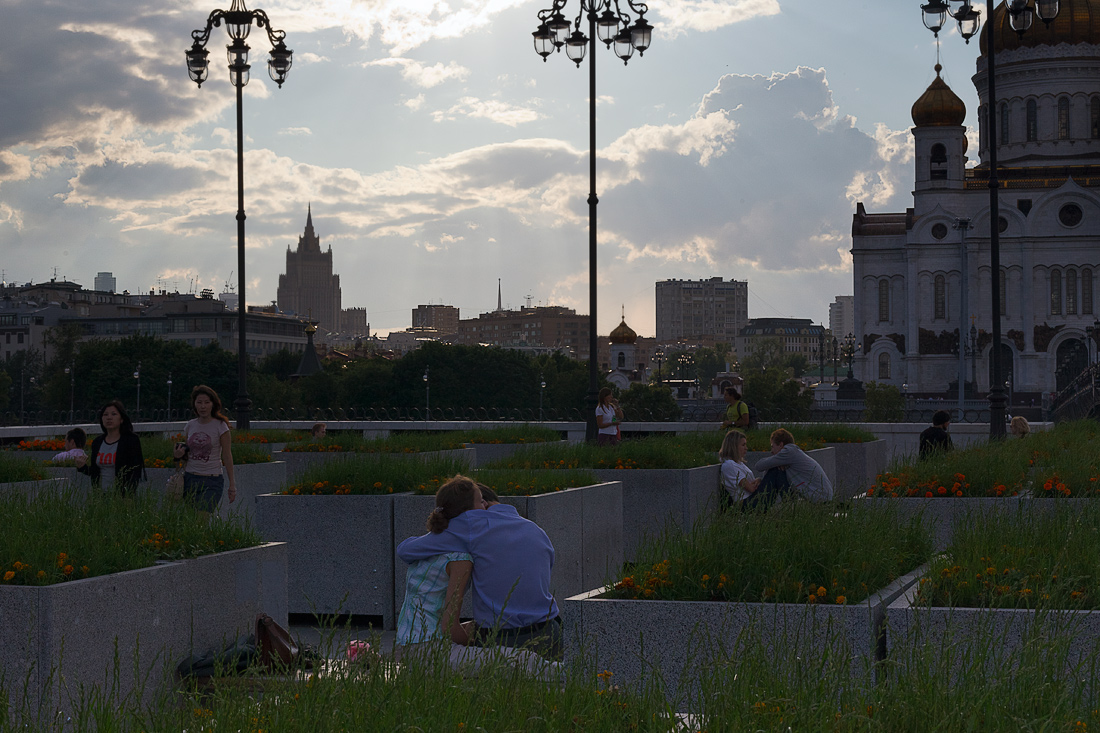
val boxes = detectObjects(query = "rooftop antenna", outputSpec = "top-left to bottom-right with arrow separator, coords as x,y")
526,293 -> 532,308
51,266 -> 59,281
225,270 -> 234,293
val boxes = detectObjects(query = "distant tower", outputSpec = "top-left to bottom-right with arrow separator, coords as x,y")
497,278 -> 502,312
94,272 -> 117,293
606,306 -> 638,390
276,205 -> 342,334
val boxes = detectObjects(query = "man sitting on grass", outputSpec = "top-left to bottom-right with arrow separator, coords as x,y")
741,428 -> 833,511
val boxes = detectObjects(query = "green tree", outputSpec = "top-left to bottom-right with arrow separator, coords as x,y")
740,337 -> 787,371
863,381 -> 904,422
0,370 -> 10,410
743,366 -> 812,419
618,383 -> 682,421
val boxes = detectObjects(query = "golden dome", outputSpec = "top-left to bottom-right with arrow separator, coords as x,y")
911,65 -> 967,127
981,0 -> 1100,55
608,318 -> 637,345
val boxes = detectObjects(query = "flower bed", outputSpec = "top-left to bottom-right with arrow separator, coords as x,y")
0,541 -> 287,723
0,452 -> 48,484
567,503 -> 931,702
393,480 -> 623,626
886,503 -> 1100,687
141,436 -> 272,468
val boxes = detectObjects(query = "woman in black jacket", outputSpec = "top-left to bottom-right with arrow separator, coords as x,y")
75,400 -> 145,493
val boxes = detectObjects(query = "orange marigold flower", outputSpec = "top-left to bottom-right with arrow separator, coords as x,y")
36,570 -> 46,579
63,565 -> 73,575
2,571 -> 14,581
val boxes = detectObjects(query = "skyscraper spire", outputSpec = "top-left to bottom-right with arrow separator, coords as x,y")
306,202 -> 313,232
497,278 -> 502,312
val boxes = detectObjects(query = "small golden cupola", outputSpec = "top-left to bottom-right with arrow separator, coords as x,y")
911,64 -> 966,127
608,307 -> 637,345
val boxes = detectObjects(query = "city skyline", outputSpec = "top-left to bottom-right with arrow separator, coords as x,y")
0,1 -> 989,336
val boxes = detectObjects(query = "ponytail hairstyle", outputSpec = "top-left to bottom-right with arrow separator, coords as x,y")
426,474 -> 480,533
191,385 -> 230,425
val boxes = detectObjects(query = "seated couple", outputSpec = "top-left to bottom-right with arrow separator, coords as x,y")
719,428 -> 833,511
395,475 -> 563,676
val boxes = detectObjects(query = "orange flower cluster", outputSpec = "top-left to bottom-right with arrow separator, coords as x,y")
14,438 -> 65,451
1042,474 -> 1072,497
613,559 -> 673,598
914,555 -> 1076,607
3,556 -> 89,585
283,481 -> 357,495
541,459 -> 580,469
233,434 -> 270,444
145,458 -> 176,468
595,457 -> 640,470
140,530 -> 173,552
869,471 -> 1010,498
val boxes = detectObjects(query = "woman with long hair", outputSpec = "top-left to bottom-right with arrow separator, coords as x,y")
595,387 -> 623,446
173,385 -> 236,513
718,429 -> 758,507
75,400 -> 145,493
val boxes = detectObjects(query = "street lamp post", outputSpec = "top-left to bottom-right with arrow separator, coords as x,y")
533,0 -> 652,442
167,372 -> 173,419
831,337 -> 840,386
64,363 -> 74,424
654,346 -> 664,385
134,362 -> 142,418
187,0 -> 293,431
423,367 -> 430,417
921,0 -> 1059,438
539,374 -> 546,421
969,323 -> 978,396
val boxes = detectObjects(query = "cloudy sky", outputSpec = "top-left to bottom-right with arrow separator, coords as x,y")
0,0 -> 990,336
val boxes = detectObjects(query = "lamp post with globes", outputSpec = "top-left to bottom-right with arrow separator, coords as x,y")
540,374 -> 547,420
920,0 -> 1059,438
653,346 -> 664,385
532,0 -> 652,441
167,372 -> 173,419
186,0 -> 293,430
423,367 -> 430,417
134,362 -> 141,418
64,363 -> 74,423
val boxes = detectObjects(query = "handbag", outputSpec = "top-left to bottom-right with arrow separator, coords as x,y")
166,464 -> 185,498
256,613 -> 300,670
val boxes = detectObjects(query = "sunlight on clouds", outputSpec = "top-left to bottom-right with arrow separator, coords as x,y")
432,98 -> 540,127
405,94 -> 426,110
279,127 -> 314,136
657,0 -> 780,35
603,112 -> 738,169
364,58 -> 470,88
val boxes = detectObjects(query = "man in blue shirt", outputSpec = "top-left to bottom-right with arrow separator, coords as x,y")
397,480 -> 562,657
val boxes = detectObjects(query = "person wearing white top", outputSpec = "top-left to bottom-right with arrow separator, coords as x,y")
718,429 -> 759,507
595,387 -> 624,447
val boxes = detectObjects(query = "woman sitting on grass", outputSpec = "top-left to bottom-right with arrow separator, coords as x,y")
395,478 -> 559,679
718,429 -> 759,508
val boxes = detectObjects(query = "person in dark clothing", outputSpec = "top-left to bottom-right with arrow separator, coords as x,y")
75,400 -> 145,493
919,410 -> 954,460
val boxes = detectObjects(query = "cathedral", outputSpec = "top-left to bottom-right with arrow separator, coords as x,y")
277,206 -> 343,335
852,0 -> 1100,403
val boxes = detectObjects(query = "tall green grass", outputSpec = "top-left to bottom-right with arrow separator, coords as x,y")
610,503 -> 931,605
0,489 -> 261,586
0,452 -> 48,483
283,455 -> 598,496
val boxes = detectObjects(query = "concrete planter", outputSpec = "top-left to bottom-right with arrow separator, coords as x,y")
0,450 -> 58,462
466,441 -> 566,468
829,440 -> 888,500
590,466 -> 721,561
393,481 -> 623,627
564,565 -> 924,706
0,477 -> 68,498
254,493 -> 403,626
886,576 -> 1100,686
0,542 -> 287,723
143,461 -> 286,522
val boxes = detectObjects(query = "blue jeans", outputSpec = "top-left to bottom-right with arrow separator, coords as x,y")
183,472 -> 224,512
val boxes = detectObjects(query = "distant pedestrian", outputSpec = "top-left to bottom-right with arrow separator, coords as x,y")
52,427 -> 87,463
312,422 -> 327,439
595,388 -> 623,446
919,410 -> 954,459
173,385 -> 236,514
75,401 -> 145,493
720,387 -> 750,430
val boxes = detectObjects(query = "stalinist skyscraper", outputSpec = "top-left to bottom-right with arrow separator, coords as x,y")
277,206 -> 342,334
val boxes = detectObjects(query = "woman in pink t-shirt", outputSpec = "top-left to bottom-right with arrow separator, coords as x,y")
173,385 -> 236,513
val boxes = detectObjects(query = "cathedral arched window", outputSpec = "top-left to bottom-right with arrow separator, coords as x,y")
1067,268 -> 1078,315
878,279 -> 890,323
617,352 -> 626,368
1000,103 -> 1010,145
1051,269 -> 1062,315
878,352 -> 891,380
934,275 -> 946,320
1084,269 -> 1094,315
1092,98 -> 1100,139
1058,97 -> 1071,140
1026,99 -> 1038,142
1000,268 -> 1007,316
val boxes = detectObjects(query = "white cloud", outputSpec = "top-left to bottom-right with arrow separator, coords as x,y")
656,0 -> 781,35
279,127 -> 314,136
432,98 -> 540,127
363,57 -> 470,88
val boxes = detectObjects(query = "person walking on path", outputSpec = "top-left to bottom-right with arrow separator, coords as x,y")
75,401 -> 144,493
173,385 -> 236,513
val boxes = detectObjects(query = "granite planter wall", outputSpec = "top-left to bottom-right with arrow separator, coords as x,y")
0,542 -> 287,724
392,481 -> 623,627
466,441 -> 566,468
829,440 -> 887,500
0,477 -> 68,498
590,466 -> 720,561
254,493 -> 402,626
564,565 -> 924,707
885,578 -> 1100,688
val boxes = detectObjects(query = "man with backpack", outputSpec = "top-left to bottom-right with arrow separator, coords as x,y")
720,387 -> 750,430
